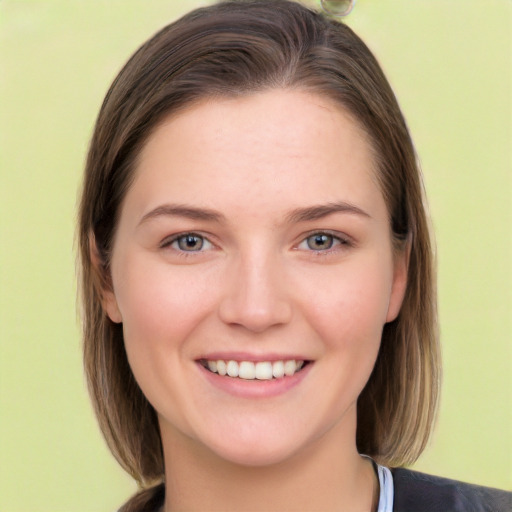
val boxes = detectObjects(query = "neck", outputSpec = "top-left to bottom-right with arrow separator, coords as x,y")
161,416 -> 379,512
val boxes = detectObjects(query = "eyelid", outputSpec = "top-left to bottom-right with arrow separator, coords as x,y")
160,232 -> 214,252
158,229 -> 353,253
295,230 -> 353,251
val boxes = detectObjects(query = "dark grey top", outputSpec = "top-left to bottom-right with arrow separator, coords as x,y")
392,468 -> 511,512
120,468 -> 512,512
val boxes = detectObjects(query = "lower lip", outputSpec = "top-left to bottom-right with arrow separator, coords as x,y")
197,362 -> 312,398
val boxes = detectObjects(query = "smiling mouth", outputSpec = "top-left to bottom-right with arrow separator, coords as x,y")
199,359 -> 309,380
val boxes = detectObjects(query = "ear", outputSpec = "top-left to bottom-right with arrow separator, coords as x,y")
385,239 -> 410,323
89,232 -> 123,324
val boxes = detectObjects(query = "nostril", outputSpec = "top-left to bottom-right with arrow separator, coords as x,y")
218,297 -> 293,332
217,259 -> 293,331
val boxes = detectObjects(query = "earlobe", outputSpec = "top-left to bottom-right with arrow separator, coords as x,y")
103,290 -> 123,324
386,240 -> 410,323
89,232 -> 123,324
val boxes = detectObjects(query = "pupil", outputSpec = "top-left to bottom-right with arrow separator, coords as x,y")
179,235 -> 203,251
309,234 -> 332,250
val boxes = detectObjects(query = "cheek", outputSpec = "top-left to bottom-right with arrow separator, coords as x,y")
297,256 -> 394,350
112,255 -> 220,364
112,257 -> 222,426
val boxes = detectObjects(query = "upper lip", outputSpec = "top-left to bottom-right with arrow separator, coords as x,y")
196,352 -> 312,363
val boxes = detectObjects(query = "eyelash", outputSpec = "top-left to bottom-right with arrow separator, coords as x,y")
160,231 -> 352,256
296,231 -> 352,254
160,232 -> 213,255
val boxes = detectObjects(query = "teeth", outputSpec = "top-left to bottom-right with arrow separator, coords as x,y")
239,361 -> 256,380
255,361 -> 273,380
226,360 -> 239,378
272,360 -> 285,379
217,360 -> 227,376
204,359 -> 305,380
284,360 -> 297,376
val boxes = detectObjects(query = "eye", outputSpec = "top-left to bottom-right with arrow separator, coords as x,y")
297,232 -> 348,252
162,233 -> 213,252
306,233 -> 335,250
176,234 -> 204,251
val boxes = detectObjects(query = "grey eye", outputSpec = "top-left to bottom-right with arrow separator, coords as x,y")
176,234 -> 204,251
306,234 -> 335,251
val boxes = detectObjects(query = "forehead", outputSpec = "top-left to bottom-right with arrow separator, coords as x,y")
123,89 -> 384,223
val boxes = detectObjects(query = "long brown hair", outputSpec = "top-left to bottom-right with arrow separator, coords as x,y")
78,0 -> 440,505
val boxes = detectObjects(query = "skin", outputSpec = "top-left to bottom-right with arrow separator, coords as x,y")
102,89 -> 408,511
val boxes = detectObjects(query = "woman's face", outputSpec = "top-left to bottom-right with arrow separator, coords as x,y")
104,89 -> 407,466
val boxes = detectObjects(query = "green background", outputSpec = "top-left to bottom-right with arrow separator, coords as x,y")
1,1 -> 510,510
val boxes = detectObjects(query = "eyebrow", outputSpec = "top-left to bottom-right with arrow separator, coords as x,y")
285,201 -> 371,223
138,200 -> 370,227
138,204 -> 225,226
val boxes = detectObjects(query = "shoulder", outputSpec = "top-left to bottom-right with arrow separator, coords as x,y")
392,468 -> 512,512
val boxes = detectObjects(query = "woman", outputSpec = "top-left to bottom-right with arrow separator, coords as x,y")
77,1 -> 511,510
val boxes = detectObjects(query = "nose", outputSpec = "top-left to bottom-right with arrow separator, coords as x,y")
218,252 -> 293,333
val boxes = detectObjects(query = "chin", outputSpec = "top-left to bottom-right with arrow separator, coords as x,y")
196,419 -> 318,468
210,439 -> 300,468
